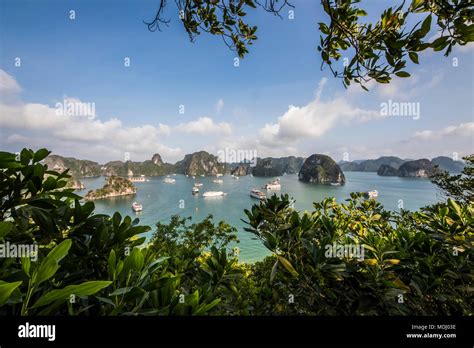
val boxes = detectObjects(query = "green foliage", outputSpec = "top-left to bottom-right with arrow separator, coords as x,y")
1,148 -> 472,316
318,0 -> 474,88
430,155 -> 474,204
244,193 -> 473,315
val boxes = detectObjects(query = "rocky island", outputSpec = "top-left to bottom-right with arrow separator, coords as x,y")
85,176 -> 136,200
377,159 -> 437,178
175,151 -> 226,176
298,154 -> 345,185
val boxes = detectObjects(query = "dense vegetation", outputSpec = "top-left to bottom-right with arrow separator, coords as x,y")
0,149 -> 472,315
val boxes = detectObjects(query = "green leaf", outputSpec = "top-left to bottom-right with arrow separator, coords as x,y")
408,52 -> 419,64
22,257 -> 31,277
34,258 -> 60,286
32,281 -> 112,308
0,281 -> 22,306
47,239 -> 72,263
0,221 -> 13,239
277,255 -> 299,277
420,15 -> 431,37
33,149 -> 50,163
108,250 -> 116,280
395,71 -> 411,78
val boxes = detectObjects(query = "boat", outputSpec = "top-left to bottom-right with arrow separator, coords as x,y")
203,191 -> 225,197
330,182 -> 341,186
129,176 -> 146,182
216,173 -> 223,177
194,183 -> 203,187
200,174 -> 205,177
131,202 -> 143,212
232,175 -> 239,179
163,177 -> 176,184
213,179 -> 224,184
192,176 -> 196,179
250,189 -> 266,201
265,178 -> 281,190
364,190 -> 379,199
192,186 -> 199,194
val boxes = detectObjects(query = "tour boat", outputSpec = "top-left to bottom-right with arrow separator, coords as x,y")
364,190 -> 379,199
129,176 -> 146,182
163,177 -> 176,184
213,179 -> 224,184
216,173 -> 223,177
192,186 -> 199,194
265,178 -> 281,190
194,183 -> 203,187
203,191 -> 225,197
131,202 -> 143,212
250,189 -> 266,201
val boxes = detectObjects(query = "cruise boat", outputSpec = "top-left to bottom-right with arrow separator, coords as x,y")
203,191 -> 225,197
364,190 -> 379,199
216,173 -> 223,177
129,176 -> 146,183
213,179 -> 224,184
194,183 -> 203,187
192,186 -> 199,194
250,189 -> 266,201
163,177 -> 176,184
131,202 -> 143,212
265,178 -> 281,190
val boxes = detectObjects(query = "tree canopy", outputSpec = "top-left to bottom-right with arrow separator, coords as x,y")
145,0 -> 474,88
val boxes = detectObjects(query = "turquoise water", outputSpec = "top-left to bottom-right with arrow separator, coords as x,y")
79,173 -> 441,263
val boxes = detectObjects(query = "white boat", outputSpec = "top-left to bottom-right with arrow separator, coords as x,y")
364,190 -> 379,199
132,202 -> 143,212
163,177 -> 176,184
203,191 -> 225,197
129,176 -> 146,182
213,179 -> 224,184
232,175 -> 239,179
200,174 -> 205,177
192,176 -> 196,179
250,189 -> 266,201
216,173 -> 223,177
265,178 -> 281,190
194,183 -> 203,187
330,182 -> 341,186
192,186 -> 199,194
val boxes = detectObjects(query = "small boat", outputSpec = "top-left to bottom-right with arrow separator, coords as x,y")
203,191 -> 225,197
330,182 -> 341,186
250,189 -> 266,201
216,173 -> 223,177
200,174 -> 205,177
364,190 -> 379,199
129,176 -> 146,182
163,177 -> 176,184
265,178 -> 281,190
232,175 -> 239,179
192,186 -> 199,194
192,176 -> 196,179
132,202 -> 143,212
194,183 -> 203,187
213,179 -> 224,184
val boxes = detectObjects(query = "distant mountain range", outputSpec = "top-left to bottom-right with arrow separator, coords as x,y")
339,156 -> 465,174
43,152 -> 305,179
43,152 -> 465,180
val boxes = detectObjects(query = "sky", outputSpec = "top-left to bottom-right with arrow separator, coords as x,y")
0,0 -> 473,164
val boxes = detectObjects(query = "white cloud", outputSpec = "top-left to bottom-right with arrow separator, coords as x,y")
412,122 -> 474,141
0,69 -> 21,95
215,98 -> 224,113
258,79 -> 380,147
175,117 -> 232,135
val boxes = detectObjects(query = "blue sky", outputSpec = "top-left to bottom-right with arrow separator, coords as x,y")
0,0 -> 473,163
